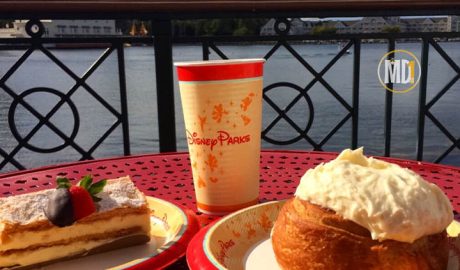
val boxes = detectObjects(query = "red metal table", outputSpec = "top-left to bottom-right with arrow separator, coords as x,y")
1,150 -> 459,269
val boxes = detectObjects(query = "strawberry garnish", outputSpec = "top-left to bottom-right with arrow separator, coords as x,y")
69,186 -> 96,220
54,175 -> 107,222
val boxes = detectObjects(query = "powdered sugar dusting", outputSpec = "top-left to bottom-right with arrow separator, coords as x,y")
97,176 -> 147,211
0,176 -> 147,225
0,190 -> 53,225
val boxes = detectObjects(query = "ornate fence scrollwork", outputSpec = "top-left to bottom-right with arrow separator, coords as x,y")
0,20 -> 131,170
8,87 -> 80,154
200,19 -> 358,151
418,38 -> 460,163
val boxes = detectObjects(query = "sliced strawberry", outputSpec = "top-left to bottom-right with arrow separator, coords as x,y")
69,186 -> 96,220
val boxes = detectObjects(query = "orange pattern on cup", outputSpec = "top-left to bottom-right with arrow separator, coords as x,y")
198,115 -> 207,132
210,177 -> 219,183
212,104 -> 228,123
240,92 -> 255,111
205,153 -> 218,172
197,176 -> 206,188
178,74 -> 263,215
241,115 -> 251,126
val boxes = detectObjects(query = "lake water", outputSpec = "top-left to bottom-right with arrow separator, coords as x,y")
0,42 -> 459,171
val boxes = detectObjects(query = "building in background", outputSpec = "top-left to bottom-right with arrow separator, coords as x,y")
260,16 -> 459,36
259,19 -> 278,36
448,16 -> 460,32
334,21 -> 356,34
260,18 -> 314,36
401,17 -> 448,32
0,22 -> 17,38
346,17 -> 406,33
0,20 -> 121,38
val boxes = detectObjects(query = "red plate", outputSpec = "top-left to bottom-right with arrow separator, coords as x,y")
41,197 -> 200,270
186,221 -> 219,270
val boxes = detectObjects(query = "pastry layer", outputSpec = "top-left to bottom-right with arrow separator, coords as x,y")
0,211 -> 150,252
0,176 -> 148,240
0,176 -> 146,228
0,232 -> 150,269
0,176 -> 152,268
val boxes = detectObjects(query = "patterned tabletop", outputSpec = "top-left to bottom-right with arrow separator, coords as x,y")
1,150 -> 459,269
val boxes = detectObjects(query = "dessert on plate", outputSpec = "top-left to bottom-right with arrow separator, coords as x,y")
0,175 -> 151,269
271,148 -> 454,270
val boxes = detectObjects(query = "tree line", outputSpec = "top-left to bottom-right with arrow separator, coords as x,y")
118,19 -> 269,36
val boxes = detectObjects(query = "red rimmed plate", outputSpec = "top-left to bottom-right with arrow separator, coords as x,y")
187,201 -> 460,270
42,196 -> 199,270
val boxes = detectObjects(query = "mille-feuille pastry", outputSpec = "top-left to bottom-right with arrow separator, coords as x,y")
271,148 -> 453,270
0,175 -> 151,269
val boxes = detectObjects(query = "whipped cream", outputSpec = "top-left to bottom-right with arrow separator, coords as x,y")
295,148 -> 453,243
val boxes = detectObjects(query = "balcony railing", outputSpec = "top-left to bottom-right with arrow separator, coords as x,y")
1,1 -> 460,171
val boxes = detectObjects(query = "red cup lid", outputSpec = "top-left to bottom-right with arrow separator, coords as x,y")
175,59 -> 264,82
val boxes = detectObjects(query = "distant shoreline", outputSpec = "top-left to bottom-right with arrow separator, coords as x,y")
1,39 -> 459,51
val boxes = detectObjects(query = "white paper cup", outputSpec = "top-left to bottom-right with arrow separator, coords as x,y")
176,59 -> 265,215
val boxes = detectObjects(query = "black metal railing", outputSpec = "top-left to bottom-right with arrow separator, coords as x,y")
1,18 -> 460,171
184,30 -> 460,164
0,29 -> 139,169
